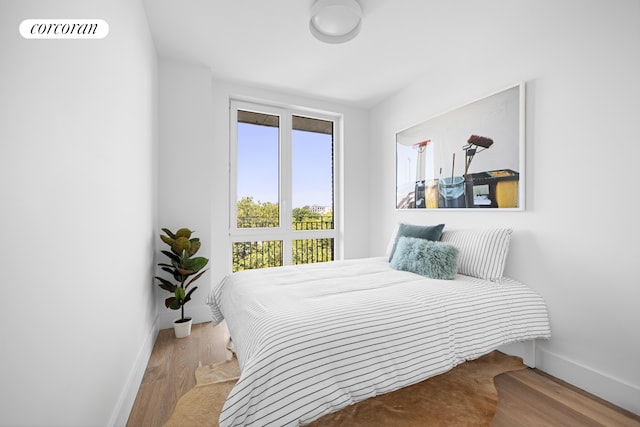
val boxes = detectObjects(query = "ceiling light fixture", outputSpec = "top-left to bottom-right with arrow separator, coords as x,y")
309,0 -> 362,44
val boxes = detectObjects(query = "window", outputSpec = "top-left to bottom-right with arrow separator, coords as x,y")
230,100 -> 339,272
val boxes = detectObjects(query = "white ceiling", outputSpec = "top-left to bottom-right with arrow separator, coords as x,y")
143,0 -> 530,108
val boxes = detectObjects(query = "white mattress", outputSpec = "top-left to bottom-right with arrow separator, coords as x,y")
206,257 -> 551,426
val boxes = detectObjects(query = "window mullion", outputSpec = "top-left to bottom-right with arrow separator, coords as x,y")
229,100 -> 240,232
281,112 -> 293,265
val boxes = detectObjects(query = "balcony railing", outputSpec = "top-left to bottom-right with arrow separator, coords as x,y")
293,238 -> 334,265
232,219 -> 334,272
232,240 -> 283,272
237,217 -> 333,230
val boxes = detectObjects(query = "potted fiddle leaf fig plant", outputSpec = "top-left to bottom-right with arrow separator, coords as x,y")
156,227 -> 209,338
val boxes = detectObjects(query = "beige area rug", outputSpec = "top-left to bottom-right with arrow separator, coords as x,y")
163,351 -> 526,427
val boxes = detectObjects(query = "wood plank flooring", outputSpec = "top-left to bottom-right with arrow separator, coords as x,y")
493,369 -> 640,427
126,322 -> 232,427
128,322 -> 640,426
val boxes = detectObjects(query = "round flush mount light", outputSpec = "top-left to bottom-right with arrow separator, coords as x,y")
309,0 -> 362,44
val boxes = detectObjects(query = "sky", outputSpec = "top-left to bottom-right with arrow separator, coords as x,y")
237,122 -> 333,208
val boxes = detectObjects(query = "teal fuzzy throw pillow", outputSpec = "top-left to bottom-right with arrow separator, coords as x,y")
390,236 -> 459,280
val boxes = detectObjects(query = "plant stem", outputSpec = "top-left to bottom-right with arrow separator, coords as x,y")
181,277 -> 186,321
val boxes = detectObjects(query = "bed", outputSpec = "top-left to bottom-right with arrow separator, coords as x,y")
207,227 -> 551,427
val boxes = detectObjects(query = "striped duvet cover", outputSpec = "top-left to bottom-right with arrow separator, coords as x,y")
206,257 -> 551,427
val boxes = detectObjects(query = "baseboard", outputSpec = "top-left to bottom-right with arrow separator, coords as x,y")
497,340 -> 536,367
108,316 -> 160,427
536,347 -> 640,416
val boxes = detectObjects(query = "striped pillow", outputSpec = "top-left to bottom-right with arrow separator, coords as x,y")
440,228 -> 512,281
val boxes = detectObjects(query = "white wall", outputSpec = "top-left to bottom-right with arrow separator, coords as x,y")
368,0 -> 640,414
156,60 -> 216,327
156,60 -> 370,328
0,1 -> 158,426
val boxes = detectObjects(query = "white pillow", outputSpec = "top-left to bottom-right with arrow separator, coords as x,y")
384,223 -> 400,259
440,228 -> 512,281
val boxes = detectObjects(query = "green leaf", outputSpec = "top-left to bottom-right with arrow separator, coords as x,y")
155,276 -> 177,292
177,267 -> 195,276
188,240 -> 201,257
184,286 -> 198,304
161,266 -> 176,276
173,271 -> 182,282
158,283 -> 175,292
175,286 -> 186,301
175,228 -> 192,239
184,257 -> 208,273
185,269 -> 207,289
171,237 -> 192,255
160,234 -> 175,247
165,296 -> 178,309
168,297 -> 181,310
161,228 -> 176,239
161,250 -> 180,263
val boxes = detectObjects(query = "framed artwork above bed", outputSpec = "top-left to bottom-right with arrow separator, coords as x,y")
396,82 -> 525,210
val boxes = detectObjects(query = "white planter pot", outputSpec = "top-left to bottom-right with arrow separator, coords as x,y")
173,318 -> 193,338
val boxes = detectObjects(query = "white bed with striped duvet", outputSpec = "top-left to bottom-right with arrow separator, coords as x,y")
206,256 -> 551,427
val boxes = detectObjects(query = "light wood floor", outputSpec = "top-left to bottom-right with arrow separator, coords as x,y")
127,322 -> 232,427
128,322 -> 640,427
